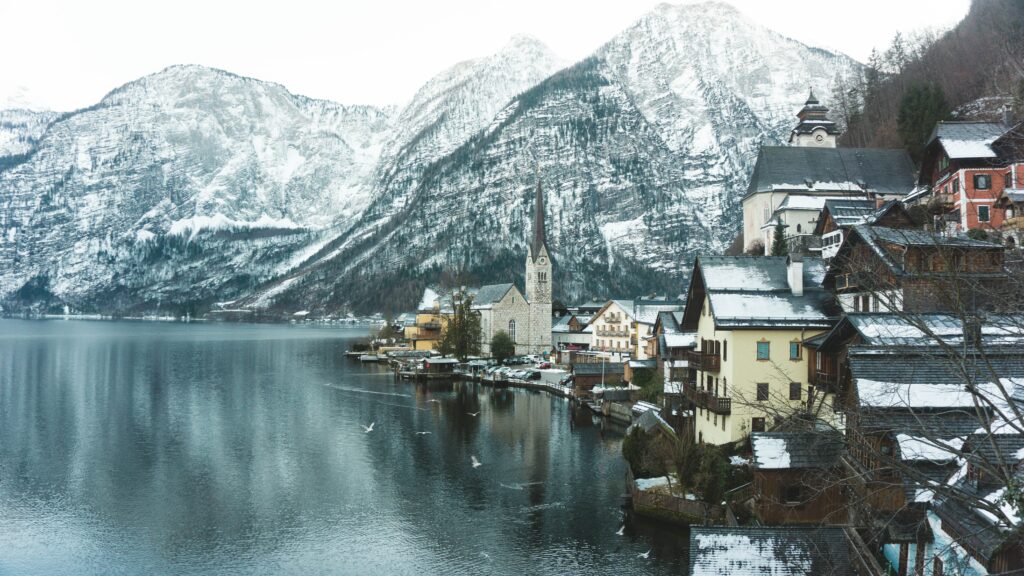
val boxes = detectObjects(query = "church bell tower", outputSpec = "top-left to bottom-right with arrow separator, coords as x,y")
525,180 -> 553,354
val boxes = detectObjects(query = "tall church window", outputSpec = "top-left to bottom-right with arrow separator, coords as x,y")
509,320 -> 516,343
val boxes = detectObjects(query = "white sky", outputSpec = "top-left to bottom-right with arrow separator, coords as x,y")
0,0 -> 970,112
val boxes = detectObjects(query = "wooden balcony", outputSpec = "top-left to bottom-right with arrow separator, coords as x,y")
811,370 -> 840,391
417,321 -> 441,330
686,350 -> 721,372
683,382 -> 730,414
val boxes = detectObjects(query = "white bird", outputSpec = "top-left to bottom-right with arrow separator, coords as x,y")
467,411 -> 480,417
428,399 -> 441,404
638,550 -> 651,559
480,552 -> 491,561
471,455 -> 482,468
415,431 -> 432,435
615,525 -> 625,536
362,422 -> 375,433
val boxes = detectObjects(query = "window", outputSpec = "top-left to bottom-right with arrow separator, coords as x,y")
713,414 -> 717,426
1006,172 -> 1013,189
975,174 -> 992,190
782,485 -> 802,505
789,382 -> 801,400
751,417 -> 766,432
508,319 -> 516,342
871,297 -> 880,312
796,223 -> 802,233
723,341 -> 728,361
978,204 -> 990,222
756,341 -> 770,361
722,415 -> 726,431
757,383 -> 769,401
789,342 -> 801,360
953,178 -> 960,193
722,378 -> 727,396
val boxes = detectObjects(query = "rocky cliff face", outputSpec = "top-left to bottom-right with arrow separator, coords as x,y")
241,2 -> 859,313
0,2 -> 859,315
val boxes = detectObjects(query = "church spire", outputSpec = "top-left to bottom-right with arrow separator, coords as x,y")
531,180 -> 547,260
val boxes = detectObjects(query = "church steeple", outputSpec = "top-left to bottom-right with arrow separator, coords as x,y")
530,180 -> 547,261
789,88 -> 839,148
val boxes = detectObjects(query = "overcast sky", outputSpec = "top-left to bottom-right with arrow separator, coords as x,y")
0,0 -> 971,112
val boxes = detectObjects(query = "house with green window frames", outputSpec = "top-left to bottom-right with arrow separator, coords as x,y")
681,255 -> 839,445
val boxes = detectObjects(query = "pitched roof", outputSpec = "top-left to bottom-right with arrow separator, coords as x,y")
689,256 -> 835,329
926,121 -> 1006,160
572,362 -> 624,375
745,146 -> 916,198
472,283 -> 515,307
689,526 -> 852,576
751,432 -> 844,469
551,314 -> 574,333
530,180 -> 548,260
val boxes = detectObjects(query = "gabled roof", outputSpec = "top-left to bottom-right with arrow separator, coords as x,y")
824,225 -> 1003,285
593,298 -> 684,325
572,362 -> 624,375
745,146 -> 916,199
683,256 -> 835,330
551,314 -> 574,333
471,283 -> 516,309
751,432 -> 844,470
926,121 -> 1006,160
689,526 -> 852,576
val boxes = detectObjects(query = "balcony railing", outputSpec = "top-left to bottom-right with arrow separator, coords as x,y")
596,329 -> 629,337
683,382 -> 731,414
417,321 -> 441,330
685,350 -> 721,372
811,370 -> 840,391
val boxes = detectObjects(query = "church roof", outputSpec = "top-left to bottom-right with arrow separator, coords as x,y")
471,283 -> 518,309
744,147 -> 917,199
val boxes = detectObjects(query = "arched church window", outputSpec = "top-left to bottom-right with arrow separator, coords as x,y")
509,320 -> 516,343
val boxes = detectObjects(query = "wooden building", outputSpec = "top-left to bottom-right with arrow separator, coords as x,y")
571,361 -> 624,391
822,224 -> 1005,314
750,432 -> 846,525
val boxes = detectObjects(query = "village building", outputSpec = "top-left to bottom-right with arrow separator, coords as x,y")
680,255 -> 836,446
742,92 -> 916,254
994,186 -> 1024,249
917,114 -> 1023,234
750,431 -> 846,525
822,224 -> 1005,314
551,312 -> 592,359
688,526 -> 854,576
571,361 -> 625,392
815,199 -> 916,260
474,283 -> 531,355
588,298 -> 684,360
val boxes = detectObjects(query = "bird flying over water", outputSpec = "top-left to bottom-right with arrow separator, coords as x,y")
467,411 -> 480,417
362,422 -> 375,433
638,550 -> 650,559
615,526 -> 624,536
471,455 -> 482,468
415,431 -> 432,435
428,399 -> 441,403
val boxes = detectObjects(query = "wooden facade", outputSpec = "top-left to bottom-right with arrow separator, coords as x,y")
753,467 -> 847,525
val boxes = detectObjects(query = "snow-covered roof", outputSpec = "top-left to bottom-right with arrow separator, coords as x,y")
699,256 -> 826,292
896,434 -> 963,463
418,287 -> 440,311
751,432 -> 843,470
663,332 -> 697,348
927,121 -> 1006,160
708,292 -> 833,328
845,314 -> 1024,348
775,195 -> 828,211
857,379 -> 1001,409
689,527 -> 852,576
471,283 -> 515,309
746,146 -> 916,198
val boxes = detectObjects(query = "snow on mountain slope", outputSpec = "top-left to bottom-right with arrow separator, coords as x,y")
0,109 -> 57,158
246,1 -> 860,313
0,65 -> 392,308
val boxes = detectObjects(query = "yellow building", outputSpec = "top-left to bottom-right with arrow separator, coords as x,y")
680,255 -> 836,445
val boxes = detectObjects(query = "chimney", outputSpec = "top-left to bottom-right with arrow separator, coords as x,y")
787,253 -> 804,297
1003,106 -> 1014,129
964,316 -> 983,349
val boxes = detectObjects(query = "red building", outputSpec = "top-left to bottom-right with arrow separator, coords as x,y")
918,115 -> 1023,234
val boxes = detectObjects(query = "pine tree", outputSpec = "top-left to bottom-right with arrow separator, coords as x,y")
438,291 -> 481,360
771,222 -> 789,257
897,83 -> 949,163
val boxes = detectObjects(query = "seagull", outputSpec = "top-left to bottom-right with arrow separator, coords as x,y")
471,455 -> 482,468
362,422 -> 375,433
638,550 -> 651,559
415,431 -> 432,435
480,552 -> 491,561
467,411 -> 480,417
615,525 -> 625,536
428,399 -> 441,403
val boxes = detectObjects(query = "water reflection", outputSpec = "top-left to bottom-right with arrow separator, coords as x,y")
0,320 -> 687,575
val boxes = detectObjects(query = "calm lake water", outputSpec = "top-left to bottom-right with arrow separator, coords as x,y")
0,320 -> 688,576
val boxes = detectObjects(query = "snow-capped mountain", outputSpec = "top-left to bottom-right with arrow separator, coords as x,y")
1,2 -> 861,315
0,65 -> 392,308
0,109 -> 57,159
242,1 -> 859,313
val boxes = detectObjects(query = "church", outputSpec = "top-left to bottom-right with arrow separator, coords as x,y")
473,181 -> 553,356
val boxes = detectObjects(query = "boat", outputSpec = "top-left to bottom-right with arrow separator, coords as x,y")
358,354 -> 380,362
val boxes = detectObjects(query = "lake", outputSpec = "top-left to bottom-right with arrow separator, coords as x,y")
0,319 -> 688,575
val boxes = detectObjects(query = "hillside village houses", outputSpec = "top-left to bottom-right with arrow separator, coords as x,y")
389,90 -> 1024,576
